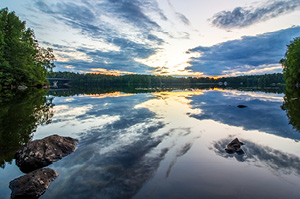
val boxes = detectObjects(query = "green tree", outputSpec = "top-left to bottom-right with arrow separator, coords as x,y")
0,8 -> 55,88
280,37 -> 300,132
280,37 -> 300,86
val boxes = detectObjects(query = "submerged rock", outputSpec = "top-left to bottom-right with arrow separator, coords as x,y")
225,138 -> 244,155
237,105 -> 248,108
9,168 -> 57,199
15,134 -> 78,172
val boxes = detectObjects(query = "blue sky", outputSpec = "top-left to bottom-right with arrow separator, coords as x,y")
1,0 -> 300,77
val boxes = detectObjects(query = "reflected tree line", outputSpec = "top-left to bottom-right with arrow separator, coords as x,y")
47,85 -> 217,97
0,89 -> 54,168
47,84 -> 286,98
281,85 -> 300,132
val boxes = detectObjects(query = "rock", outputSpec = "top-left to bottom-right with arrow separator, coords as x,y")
9,168 -> 57,199
225,138 -> 244,154
15,134 -> 78,172
237,105 -> 247,108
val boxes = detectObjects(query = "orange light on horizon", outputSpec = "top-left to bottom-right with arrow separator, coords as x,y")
211,76 -> 220,79
82,68 -> 136,76
152,89 -> 205,98
210,75 -> 227,79
80,92 -> 135,99
211,87 -> 224,91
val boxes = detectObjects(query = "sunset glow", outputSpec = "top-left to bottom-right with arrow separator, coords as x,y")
2,0 -> 300,76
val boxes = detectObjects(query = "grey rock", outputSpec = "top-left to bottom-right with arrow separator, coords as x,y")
15,134 -> 78,172
225,138 -> 244,154
9,168 -> 57,199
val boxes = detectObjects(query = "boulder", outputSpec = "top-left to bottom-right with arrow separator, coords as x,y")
9,168 -> 57,199
225,138 -> 244,154
15,134 -> 78,172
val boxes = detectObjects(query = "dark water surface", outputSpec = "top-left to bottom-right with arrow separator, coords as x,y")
1,88 -> 300,199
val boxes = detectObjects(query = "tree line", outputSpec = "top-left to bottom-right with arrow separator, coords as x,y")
0,8 -> 55,90
48,71 -> 284,87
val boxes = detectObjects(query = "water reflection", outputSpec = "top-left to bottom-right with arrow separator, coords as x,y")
39,88 -> 300,198
0,89 -> 54,168
42,97 -> 167,198
46,85 -> 206,97
282,85 -> 300,132
212,136 -> 300,176
165,141 -> 193,178
42,90 -> 204,199
189,89 -> 300,140
1,87 -> 300,199
46,85 -> 286,97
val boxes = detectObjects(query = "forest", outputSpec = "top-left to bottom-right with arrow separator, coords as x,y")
48,71 -> 285,87
0,8 -> 55,89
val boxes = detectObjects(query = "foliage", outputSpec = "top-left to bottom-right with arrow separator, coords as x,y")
280,37 -> 300,132
0,8 -> 55,88
48,71 -> 284,87
280,37 -> 300,86
281,85 -> 300,132
0,89 -> 54,168
48,72 -> 190,86
220,73 -> 285,87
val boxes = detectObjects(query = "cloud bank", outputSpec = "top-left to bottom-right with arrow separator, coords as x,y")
188,26 -> 300,76
33,0 -> 168,74
210,0 -> 300,29
20,0 -> 300,76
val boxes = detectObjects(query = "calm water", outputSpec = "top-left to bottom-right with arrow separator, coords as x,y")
1,87 -> 300,199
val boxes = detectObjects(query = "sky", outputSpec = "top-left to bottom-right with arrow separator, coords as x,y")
1,0 -> 300,77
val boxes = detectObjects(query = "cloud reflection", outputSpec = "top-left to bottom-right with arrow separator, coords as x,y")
42,107 -> 167,199
39,90 -> 206,198
80,92 -> 135,99
166,140 -> 193,178
212,137 -> 300,176
189,90 -> 300,140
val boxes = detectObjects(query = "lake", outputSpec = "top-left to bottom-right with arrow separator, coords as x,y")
1,87 -> 300,199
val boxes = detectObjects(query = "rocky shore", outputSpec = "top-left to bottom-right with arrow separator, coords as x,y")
9,134 -> 78,199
